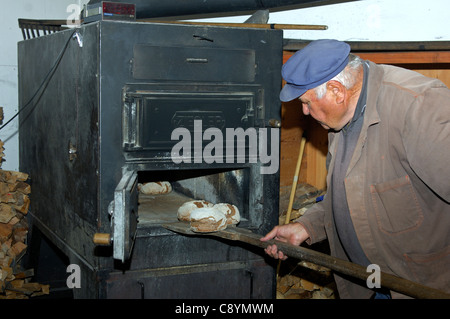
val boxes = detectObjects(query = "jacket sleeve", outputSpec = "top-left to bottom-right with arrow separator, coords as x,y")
403,85 -> 450,202
294,198 -> 328,245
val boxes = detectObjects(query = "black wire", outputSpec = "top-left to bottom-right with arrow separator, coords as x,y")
0,29 -> 77,131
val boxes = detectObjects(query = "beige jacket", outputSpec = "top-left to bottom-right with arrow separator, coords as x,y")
298,61 -> 450,298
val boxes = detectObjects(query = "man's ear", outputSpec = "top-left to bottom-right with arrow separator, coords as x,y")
327,80 -> 345,104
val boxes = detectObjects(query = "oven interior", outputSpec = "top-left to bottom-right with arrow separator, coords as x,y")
136,167 -> 251,228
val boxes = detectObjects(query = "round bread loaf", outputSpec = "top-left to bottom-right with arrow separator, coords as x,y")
213,203 -> 240,225
189,207 -> 227,233
138,181 -> 172,195
177,200 -> 213,221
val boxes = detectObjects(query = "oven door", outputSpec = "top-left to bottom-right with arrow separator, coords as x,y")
111,170 -> 139,262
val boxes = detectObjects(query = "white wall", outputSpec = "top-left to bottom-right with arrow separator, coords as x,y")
0,0 -> 449,172
191,0 -> 450,41
271,0 -> 450,41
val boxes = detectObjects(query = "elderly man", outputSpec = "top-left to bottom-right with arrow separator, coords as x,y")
261,39 -> 450,299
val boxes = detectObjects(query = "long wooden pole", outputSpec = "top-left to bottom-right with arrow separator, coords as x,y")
164,222 -> 450,299
284,136 -> 307,225
138,19 -> 328,30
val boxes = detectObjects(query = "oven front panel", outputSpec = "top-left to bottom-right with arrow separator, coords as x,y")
132,44 -> 256,83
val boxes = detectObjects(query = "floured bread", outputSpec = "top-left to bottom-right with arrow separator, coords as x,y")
177,200 -> 213,221
138,181 -> 172,195
213,203 -> 240,225
190,207 -> 227,233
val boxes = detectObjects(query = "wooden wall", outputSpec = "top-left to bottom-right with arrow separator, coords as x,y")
280,49 -> 450,189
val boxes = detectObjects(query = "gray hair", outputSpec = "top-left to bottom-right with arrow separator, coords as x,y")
314,54 -> 363,99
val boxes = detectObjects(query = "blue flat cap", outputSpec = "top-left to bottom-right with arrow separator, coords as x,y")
280,39 -> 351,102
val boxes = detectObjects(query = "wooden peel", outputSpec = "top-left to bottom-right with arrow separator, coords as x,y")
163,222 -> 450,299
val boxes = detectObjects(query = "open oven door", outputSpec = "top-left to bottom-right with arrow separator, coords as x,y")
110,170 -> 139,263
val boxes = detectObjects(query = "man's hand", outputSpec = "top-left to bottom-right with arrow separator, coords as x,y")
260,223 -> 310,260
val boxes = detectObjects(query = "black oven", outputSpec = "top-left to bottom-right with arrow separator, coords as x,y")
18,20 -> 282,298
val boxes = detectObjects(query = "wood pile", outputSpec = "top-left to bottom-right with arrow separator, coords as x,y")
0,107 -> 49,298
277,183 -> 337,299
0,170 -> 49,299
276,252 -> 337,299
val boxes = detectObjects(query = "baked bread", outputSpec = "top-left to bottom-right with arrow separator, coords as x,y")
138,181 -> 172,195
177,200 -> 213,221
213,203 -> 240,225
189,207 -> 227,233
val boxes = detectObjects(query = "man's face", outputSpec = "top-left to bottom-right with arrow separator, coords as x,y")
298,87 -> 349,131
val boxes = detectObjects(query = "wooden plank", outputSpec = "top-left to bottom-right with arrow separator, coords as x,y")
283,40 -> 450,52
304,123 -> 328,191
280,98 -> 304,187
413,69 -> 450,88
284,50 -> 450,64
355,51 -> 450,64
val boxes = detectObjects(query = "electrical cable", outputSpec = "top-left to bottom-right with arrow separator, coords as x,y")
0,29 -> 77,131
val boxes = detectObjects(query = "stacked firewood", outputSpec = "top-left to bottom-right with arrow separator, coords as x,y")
0,107 -> 49,298
0,171 -> 49,299
276,257 -> 337,299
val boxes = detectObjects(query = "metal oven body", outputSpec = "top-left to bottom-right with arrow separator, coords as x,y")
18,21 -> 282,298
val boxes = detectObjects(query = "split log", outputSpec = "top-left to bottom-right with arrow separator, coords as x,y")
10,181 -> 31,194
10,242 -> 27,260
0,223 -> 13,243
0,204 -> 15,224
12,226 -> 28,244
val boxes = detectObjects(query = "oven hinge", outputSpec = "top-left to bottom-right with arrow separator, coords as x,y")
122,95 -> 140,150
255,88 -> 265,127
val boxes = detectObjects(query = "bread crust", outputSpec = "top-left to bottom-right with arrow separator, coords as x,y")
189,207 -> 227,232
